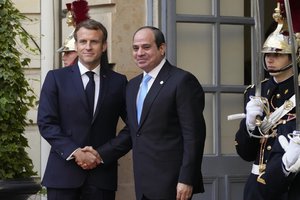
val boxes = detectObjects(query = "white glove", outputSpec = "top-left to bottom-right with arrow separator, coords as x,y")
279,131 -> 300,173
246,97 -> 263,131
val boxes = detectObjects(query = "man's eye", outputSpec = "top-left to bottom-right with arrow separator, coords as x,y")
91,41 -> 100,45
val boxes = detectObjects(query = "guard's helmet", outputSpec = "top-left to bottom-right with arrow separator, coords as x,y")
262,0 -> 300,55
57,31 -> 76,53
57,0 -> 89,53
262,0 -> 300,73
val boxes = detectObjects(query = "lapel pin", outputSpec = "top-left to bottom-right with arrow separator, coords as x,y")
160,81 -> 164,85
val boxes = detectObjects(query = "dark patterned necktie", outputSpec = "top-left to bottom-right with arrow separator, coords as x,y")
85,71 -> 95,116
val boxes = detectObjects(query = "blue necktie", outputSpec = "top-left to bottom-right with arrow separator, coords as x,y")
85,71 -> 95,116
137,74 -> 151,124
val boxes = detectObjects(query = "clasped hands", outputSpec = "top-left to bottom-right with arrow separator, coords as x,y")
73,146 -> 102,170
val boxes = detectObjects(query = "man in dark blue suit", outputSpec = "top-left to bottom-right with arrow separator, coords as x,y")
37,19 -> 127,200
97,26 -> 206,200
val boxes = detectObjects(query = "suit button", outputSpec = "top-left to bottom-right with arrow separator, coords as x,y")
136,132 -> 141,137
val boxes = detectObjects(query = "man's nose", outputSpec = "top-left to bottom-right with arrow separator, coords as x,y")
85,41 -> 92,49
137,48 -> 145,55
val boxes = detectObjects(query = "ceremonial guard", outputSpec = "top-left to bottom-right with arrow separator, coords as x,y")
57,0 -> 90,66
235,0 -> 300,199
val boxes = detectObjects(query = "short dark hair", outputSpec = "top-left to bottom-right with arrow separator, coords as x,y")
74,19 -> 107,43
133,26 -> 165,48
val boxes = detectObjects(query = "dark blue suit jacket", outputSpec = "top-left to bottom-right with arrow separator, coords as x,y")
37,63 -> 127,191
100,61 -> 206,199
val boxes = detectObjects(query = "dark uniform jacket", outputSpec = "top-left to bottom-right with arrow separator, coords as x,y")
235,76 -> 300,200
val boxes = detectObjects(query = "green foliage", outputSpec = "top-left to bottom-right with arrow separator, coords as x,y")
0,0 -> 37,179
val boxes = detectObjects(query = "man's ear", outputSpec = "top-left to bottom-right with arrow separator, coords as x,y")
103,42 -> 107,52
159,43 -> 166,56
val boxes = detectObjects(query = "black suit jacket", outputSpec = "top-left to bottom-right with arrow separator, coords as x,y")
37,63 -> 127,191
100,61 -> 206,199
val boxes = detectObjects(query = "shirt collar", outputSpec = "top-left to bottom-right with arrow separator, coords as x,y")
78,61 -> 100,76
144,58 -> 166,78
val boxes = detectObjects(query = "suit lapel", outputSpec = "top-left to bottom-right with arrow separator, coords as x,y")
129,74 -> 143,129
71,64 -> 90,113
138,62 -> 172,127
92,66 -> 108,123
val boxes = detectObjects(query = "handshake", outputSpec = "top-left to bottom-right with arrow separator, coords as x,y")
73,146 -> 102,170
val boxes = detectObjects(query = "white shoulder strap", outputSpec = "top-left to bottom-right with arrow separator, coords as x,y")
261,94 -> 295,133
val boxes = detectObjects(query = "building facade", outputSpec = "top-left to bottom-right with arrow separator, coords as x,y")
15,0 -> 276,199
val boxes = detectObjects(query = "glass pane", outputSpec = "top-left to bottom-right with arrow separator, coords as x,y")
221,94 -> 244,154
176,0 -> 211,15
176,23 -> 213,85
203,93 -> 214,155
220,0 -> 244,16
220,25 -> 245,85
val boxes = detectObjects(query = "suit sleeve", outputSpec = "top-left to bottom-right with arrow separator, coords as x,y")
235,87 -> 261,161
176,73 -> 206,185
98,125 -> 132,164
235,119 -> 261,161
37,71 -> 78,160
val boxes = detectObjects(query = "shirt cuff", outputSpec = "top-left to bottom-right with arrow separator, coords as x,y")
66,148 -> 80,161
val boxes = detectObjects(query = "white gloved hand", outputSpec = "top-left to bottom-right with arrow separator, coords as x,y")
279,131 -> 300,173
246,97 -> 264,131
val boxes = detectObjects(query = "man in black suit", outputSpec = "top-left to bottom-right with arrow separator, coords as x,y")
37,19 -> 127,200
97,26 -> 206,200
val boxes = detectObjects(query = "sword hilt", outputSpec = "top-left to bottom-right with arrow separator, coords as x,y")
255,115 -> 262,127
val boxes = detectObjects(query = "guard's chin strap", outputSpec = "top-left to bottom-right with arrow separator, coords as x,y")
263,54 -> 300,73
264,62 -> 293,73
